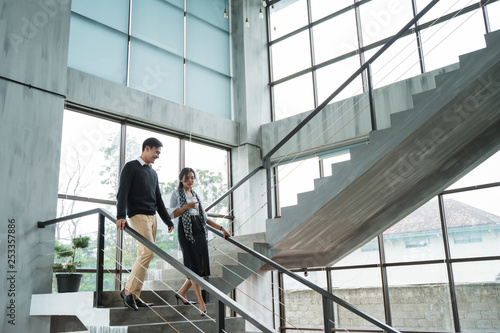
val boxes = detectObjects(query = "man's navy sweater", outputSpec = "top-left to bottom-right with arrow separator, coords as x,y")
116,160 -> 173,227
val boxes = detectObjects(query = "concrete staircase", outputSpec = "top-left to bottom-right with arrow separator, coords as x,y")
144,232 -> 280,295
103,290 -> 246,332
30,290 -> 247,333
265,30 -> 500,268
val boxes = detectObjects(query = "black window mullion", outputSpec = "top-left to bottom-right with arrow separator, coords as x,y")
438,194 -> 461,333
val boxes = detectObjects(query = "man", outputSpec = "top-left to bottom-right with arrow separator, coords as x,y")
116,137 -> 174,311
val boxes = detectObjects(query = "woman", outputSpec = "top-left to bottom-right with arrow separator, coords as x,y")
169,167 -> 230,315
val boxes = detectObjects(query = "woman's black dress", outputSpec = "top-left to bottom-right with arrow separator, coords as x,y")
178,214 -> 211,277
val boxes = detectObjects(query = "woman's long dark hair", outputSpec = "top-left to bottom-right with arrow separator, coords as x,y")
177,167 -> 196,190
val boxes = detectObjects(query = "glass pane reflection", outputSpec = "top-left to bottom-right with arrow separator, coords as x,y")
278,157 -> 320,209
443,188 -> 500,259
332,268 -> 384,330
185,141 -> 229,215
420,11 -> 486,72
364,34 -> 421,88
313,10 -> 358,64
59,110 -> 121,201
384,198 -> 445,262
453,261 -> 500,332
387,264 -> 453,331
272,30 -> 312,81
270,0 -> 309,40
488,0 -> 500,32
359,0 -> 414,46
315,56 -> 364,104
274,73 -> 315,120
310,0 -> 353,22
333,236 -> 379,266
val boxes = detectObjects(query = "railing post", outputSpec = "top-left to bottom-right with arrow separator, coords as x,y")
367,63 -> 377,131
95,213 -> 105,307
264,157 -> 273,219
323,295 -> 332,333
216,300 -> 226,333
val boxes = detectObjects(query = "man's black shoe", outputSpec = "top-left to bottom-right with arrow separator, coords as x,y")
120,289 -> 138,311
135,298 -> 154,308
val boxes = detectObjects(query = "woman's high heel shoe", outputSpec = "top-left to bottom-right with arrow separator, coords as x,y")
200,310 -> 207,317
175,293 -> 197,305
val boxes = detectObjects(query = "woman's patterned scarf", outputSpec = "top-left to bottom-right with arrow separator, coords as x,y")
178,188 -> 207,243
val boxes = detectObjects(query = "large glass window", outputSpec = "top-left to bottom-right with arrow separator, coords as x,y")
268,0 -> 492,122
278,149 -> 500,332
68,0 -> 231,119
57,109 -> 232,289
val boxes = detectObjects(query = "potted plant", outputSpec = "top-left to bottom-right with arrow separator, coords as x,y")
53,236 -> 90,293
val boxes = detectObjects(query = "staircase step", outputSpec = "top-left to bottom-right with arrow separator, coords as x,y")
110,303 -> 216,326
126,317 -> 246,333
98,290 -> 198,308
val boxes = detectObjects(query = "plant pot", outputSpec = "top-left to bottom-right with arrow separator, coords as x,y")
56,273 -> 83,293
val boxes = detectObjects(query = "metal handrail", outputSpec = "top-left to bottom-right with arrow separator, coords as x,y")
38,208 -> 273,333
208,225 -> 400,333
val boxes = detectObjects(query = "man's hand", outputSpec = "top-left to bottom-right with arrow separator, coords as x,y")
167,225 -> 174,233
116,218 -> 128,230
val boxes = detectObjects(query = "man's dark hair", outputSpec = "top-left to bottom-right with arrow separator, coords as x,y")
142,137 -> 163,151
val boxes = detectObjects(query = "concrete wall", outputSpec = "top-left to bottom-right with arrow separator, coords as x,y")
284,284 -> 500,332
230,0 -> 271,236
0,1 -> 70,333
66,68 -> 239,147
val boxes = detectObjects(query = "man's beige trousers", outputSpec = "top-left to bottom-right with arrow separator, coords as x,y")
124,214 -> 157,298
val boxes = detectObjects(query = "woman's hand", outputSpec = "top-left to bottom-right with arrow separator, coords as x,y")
221,227 -> 231,239
185,201 -> 200,210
